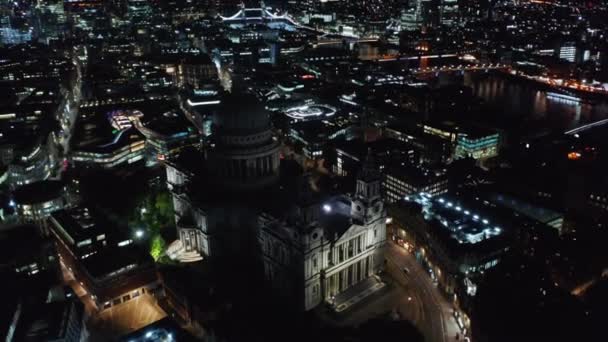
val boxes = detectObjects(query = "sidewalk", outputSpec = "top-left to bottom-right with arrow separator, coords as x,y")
332,276 -> 386,313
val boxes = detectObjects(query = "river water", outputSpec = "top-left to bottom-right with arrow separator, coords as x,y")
461,72 -> 608,136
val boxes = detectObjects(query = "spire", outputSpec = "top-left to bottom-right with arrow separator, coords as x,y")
358,148 -> 380,182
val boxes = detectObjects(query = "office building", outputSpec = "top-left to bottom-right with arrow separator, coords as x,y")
454,128 -> 500,160
12,180 -> 69,223
383,165 -> 448,203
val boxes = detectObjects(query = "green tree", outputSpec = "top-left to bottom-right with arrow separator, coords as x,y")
129,188 -> 175,261
149,234 -> 166,261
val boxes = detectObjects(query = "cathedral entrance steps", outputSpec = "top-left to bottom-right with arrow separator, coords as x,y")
333,276 -> 386,313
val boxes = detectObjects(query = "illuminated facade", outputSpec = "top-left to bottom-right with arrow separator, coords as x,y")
71,128 -> 145,169
383,166 -> 448,203
48,207 -> 155,311
284,104 -> 337,121
7,141 -> 53,188
12,180 -> 68,223
389,193 -> 535,318
259,154 -> 387,311
173,56 -> 218,89
454,131 -> 500,160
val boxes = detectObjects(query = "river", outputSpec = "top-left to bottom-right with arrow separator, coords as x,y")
462,72 -> 608,136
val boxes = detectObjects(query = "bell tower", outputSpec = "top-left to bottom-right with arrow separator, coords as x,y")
351,149 -> 384,225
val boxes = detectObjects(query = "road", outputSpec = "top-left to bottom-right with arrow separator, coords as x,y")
385,243 -> 461,342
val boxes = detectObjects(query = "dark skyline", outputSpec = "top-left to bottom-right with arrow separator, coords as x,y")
1,1 -> 608,341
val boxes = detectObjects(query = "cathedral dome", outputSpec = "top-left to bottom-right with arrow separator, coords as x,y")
214,91 -> 269,134
207,90 -> 280,191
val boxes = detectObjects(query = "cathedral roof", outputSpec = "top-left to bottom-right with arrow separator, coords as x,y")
213,91 -> 269,135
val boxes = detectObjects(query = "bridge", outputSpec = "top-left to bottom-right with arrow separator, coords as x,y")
219,1 -> 360,38
410,63 -> 510,74
565,118 -> 608,136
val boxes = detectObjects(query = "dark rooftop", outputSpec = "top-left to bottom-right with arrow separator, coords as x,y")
12,180 -> 65,205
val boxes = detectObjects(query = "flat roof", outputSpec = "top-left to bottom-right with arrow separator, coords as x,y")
49,207 -> 104,245
0,224 -> 46,265
82,245 -> 153,280
405,193 -> 506,245
386,165 -> 447,186
14,301 -> 81,341
334,138 -> 415,161
13,180 -> 64,204
489,193 -> 563,224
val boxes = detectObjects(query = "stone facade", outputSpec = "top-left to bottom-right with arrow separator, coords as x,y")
258,154 -> 387,311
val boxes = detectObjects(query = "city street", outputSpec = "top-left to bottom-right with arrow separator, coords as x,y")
318,242 -> 461,342
385,243 -> 461,342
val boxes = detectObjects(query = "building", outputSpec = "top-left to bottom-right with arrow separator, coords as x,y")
383,165 -> 448,203
6,140 -> 54,189
168,91 -> 282,261
385,124 -> 453,164
388,193 -> 537,324
258,153 -> 387,311
489,193 -> 564,234
12,180 -> 69,223
48,207 -> 117,262
332,138 -> 417,178
166,90 -> 386,312
559,42 -> 577,63
48,207 -> 158,311
173,55 -> 218,89
439,0 -> 459,27
289,119 -> 353,161
132,112 -> 200,162
0,224 -> 59,278
71,127 -> 145,169
79,246 -> 158,311
454,128 -> 500,160
8,300 -> 84,342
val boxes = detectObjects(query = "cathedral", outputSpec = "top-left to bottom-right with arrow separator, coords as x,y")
165,90 -> 386,310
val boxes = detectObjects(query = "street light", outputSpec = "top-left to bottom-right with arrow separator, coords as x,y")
135,230 -> 145,238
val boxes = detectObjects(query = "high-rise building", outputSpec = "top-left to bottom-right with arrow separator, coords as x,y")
439,0 -> 459,27
559,42 -> 577,63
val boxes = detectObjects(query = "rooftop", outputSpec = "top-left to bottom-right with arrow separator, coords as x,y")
0,224 -> 46,267
49,207 -> 105,247
13,300 -> 82,342
489,193 -> 563,225
386,165 -> 447,187
405,193 -> 505,245
82,245 -> 153,281
12,180 -> 65,205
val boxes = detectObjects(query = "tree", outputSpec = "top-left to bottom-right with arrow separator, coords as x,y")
129,188 -> 176,261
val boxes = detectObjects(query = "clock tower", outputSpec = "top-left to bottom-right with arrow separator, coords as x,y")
351,149 -> 384,225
